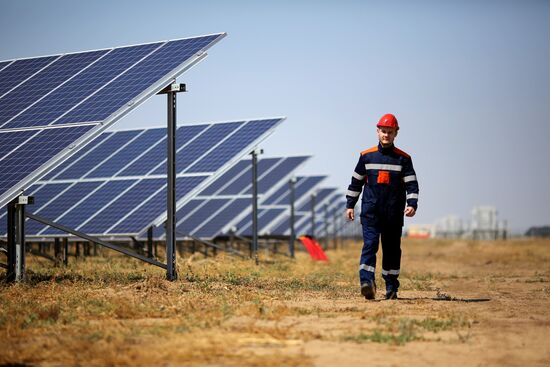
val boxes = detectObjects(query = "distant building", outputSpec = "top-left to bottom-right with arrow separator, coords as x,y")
433,215 -> 463,238
525,226 -> 550,237
406,224 -> 432,238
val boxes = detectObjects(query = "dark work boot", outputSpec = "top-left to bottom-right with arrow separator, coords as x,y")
385,290 -> 398,300
361,281 -> 377,300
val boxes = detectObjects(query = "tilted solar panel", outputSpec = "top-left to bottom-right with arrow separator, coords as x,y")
253,175 -> 327,236
168,155 -> 310,240
0,33 -> 226,209
0,118 -> 284,237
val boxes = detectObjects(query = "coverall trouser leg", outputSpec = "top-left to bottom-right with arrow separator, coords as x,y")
381,227 -> 402,293
359,223 -> 402,293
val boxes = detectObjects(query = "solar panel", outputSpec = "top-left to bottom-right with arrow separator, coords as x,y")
0,33 -> 226,209
169,155 -> 310,239
0,118 -> 284,237
237,175 -> 326,236
294,189 -> 341,236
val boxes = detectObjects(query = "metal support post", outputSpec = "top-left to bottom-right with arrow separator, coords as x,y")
332,211 -> 338,249
6,201 -> 16,282
6,196 -> 32,282
251,148 -> 262,265
323,203 -> 329,250
311,193 -> 316,238
63,238 -> 68,265
158,82 -> 186,281
289,177 -> 296,258
147,226 -> 154,258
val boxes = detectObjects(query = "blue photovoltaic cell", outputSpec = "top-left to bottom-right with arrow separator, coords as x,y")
41,179 -> 136,235
238,208 -> 286,236
197,160 -> 250,196
296,188 -> 337,212
6,44 -> 161,128
0,61 -> 13,73
118,123 -> 208,177
187,119 -> 280,173
25,181 -> 102,234
270,214 -> 305,236
55,130 -> 140,180
0,51 -> 108,128
0,56 -> 57,97
153,122 -> 243,175
42,132 -> 113,180
86,128 -> 165,178
247,156 -> 307,194
263,176 -> 325,206
260,182 -> 291,206
78,178 -> 165,234
55,36 -> 221,125
175,198 -> 229,235
0,130 -> 36,159
192,198 -> 250,238
109,175 -> 207,234
0,125 -> 93,196
219,158 -> 278,195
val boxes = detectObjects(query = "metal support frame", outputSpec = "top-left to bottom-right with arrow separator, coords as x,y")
6,196 -> 32,282
251,148 -> 262,265
310,193 -> 317,238
289,177 -> 296,258
26,212 -> 167,269
158,82 -> 186,281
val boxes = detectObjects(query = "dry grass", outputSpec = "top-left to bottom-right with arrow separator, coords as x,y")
1,238 -> 550,366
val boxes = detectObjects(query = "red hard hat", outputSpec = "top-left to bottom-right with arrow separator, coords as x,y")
377,113 -> 399,130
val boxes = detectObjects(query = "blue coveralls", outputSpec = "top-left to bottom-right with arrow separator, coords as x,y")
346,143 -> 419,294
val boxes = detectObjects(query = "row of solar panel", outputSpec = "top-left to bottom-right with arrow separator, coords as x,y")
0,34 -> 226,209
0,35 -> 221,129
0,118 -> 283,237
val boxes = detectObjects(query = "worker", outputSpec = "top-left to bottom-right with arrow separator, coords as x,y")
345,113 -> 419,300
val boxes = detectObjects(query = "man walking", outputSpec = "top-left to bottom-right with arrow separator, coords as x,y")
345,113 -> 419,300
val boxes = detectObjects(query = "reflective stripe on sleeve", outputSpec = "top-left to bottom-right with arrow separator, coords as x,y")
365,163 -> 402,172
346,190 -> 361,198
407,193 -> 419,200
403,175 -> 417,183
381,269 -> 400,276
352,171 -> 364,180
360,264 -> 376,273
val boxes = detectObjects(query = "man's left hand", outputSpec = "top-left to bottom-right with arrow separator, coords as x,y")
404,206 -> 416,217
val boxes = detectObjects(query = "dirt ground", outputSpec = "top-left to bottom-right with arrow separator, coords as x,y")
1,238 -> 549,366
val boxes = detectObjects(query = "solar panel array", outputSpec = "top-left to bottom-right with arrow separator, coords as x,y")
0,118 -> 283,237
237,175 -> 326,237
158,155 -> 310,239
0,33 -> 226,209
294,189 -> 342,236
269,187 -> 339,236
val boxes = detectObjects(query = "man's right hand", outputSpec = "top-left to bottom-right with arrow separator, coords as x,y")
346,208 -> 355,221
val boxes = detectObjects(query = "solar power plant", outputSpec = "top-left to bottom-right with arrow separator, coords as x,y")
0,118 -> 284,237
268,186 -> 337,236
287,188 -> 339,236
159,155 -> 310,240
0,33 -> 226,210
300,196 -> 347,237
237,175 -> 326,237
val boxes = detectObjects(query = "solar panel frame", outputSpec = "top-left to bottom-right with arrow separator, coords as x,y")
0,33 -> 226,209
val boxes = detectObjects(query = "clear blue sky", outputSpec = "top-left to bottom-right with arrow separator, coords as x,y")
1,0 -> 549,233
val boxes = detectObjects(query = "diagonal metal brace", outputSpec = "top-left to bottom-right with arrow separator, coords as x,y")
26,212 -> 167,269
177,231 -> 246,258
